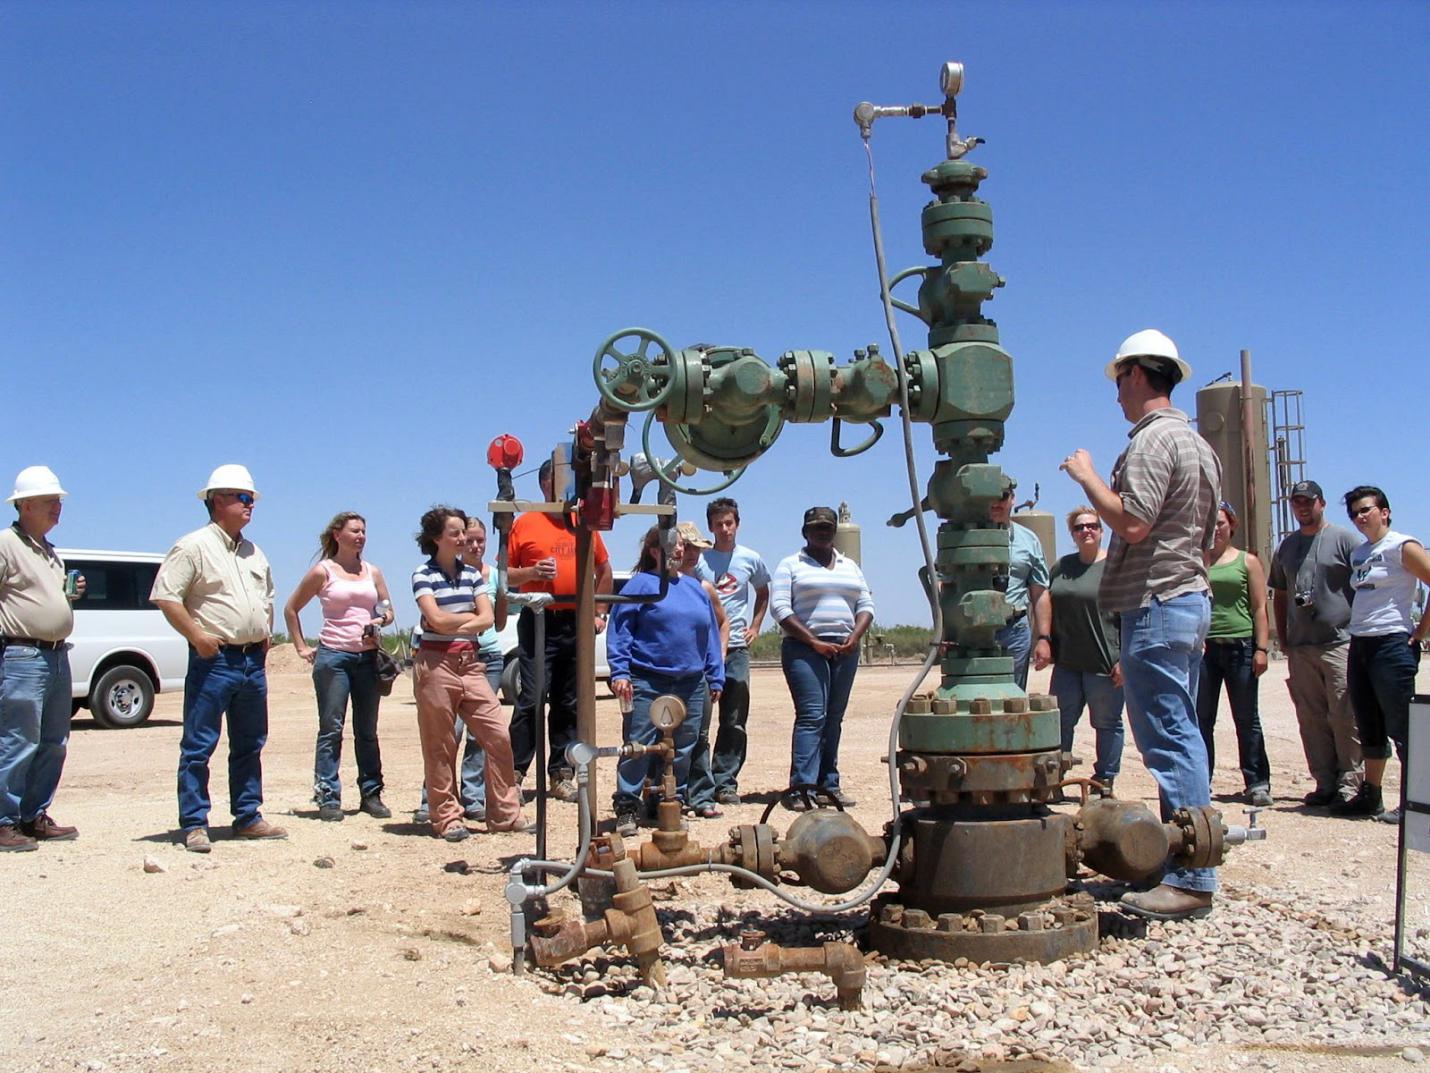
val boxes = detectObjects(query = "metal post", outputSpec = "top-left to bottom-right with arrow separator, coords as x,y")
1240,349 -> 1259,560
575,528 -> 599,823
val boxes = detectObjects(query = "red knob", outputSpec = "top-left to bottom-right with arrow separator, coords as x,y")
486,435 -> 524,470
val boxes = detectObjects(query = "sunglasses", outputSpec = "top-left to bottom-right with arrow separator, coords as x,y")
1350,504 -> 1380,519
214,490 -> 256,506
1071,522 -> 1101,532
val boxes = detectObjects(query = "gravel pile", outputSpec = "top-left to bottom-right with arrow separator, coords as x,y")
525,879 -> 1430,1071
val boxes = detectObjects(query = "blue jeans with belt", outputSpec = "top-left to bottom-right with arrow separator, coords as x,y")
312,645 -> 383,807
177,645 -> 269,831
1196,638 -> 1270,791
1119,593 -> 1215,893
783,638 -> 859,793
995,613 -> 1032,690
0,644 -> 72,827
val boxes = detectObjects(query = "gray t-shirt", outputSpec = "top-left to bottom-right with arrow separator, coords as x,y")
1050,554 -> 1119,676
696,544 -> 770,649
1269,523 -> 1358,647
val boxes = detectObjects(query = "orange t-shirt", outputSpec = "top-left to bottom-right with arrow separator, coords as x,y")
508,511 -> 610,612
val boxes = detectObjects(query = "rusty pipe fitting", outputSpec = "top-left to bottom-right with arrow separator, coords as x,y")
1166,805 -> 1227,870
721,936 -> 867,1010
1073,797 -> 1171,882
777,810 -> 885,894
529,857 -> 666,989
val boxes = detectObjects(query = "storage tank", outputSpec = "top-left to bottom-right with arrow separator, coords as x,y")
1195,380 -> 1272,566
1012,510 -> 1057,569
835,501 -> 862,564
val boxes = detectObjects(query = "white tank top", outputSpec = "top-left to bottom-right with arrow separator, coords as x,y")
1349,531 -> 1421,637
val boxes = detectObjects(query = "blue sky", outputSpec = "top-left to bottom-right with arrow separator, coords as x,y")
4,2 -> 1426,630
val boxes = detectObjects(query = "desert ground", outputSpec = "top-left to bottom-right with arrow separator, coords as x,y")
5,651 -> 1428,1073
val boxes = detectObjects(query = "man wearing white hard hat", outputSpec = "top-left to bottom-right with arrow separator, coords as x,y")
151,464 -> 284,853
0,466 -> 83,851
1061,329 -> 1223,922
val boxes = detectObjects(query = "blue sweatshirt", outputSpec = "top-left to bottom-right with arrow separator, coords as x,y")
606,572 -> 725,691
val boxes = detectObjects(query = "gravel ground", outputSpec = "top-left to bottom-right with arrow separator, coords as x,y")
4,655 -> 1428,1072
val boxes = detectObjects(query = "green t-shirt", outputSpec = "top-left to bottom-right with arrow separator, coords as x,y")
1049,554 -> 1120,676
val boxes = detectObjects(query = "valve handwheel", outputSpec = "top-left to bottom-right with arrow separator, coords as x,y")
593,327 -> 677,412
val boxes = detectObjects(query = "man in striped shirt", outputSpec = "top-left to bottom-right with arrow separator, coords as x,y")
1061,329 -> 1222,922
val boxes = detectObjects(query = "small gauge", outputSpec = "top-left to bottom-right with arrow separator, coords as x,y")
649,695 -> 687,732
940,62 -> 964,98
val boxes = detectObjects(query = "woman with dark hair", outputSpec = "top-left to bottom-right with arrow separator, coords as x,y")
607,526 -> 724,837
410,506 -> 524,841
1334,486 -> 1430,823
283,512 -> 394,821
1196,502 -> 1273,807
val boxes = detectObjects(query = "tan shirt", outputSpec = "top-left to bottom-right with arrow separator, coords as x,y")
150,523 -> 274,644
0,525 -> 74,643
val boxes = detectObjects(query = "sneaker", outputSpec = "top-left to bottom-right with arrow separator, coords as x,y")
715,789 -> 742,806
1332,783 -> 1383,817
441,825 -> 471,842
22,813 -> 78,841
183,827 -> 212,854
413,806 -> 430,825
1120,883 -> 1214,922
615,811 -> 639,837
316,804 -> 344,822
1376,807 -> 1403,824
1247,787 -> 1273,808
464,807 -> 487,823
550,779 -> 579,803
487,819 -> 538,834
235,819 -> 289,840
1302,786 -> 1339,807
781,793 -> 812,813
0,824 -> 38,852
826,788 -> 857,808
359,795 -> 391,819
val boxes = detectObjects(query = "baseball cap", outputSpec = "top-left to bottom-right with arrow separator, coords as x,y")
1289,480 -> 1324,501
803,506 -> 838,528
675,521 -> 712,548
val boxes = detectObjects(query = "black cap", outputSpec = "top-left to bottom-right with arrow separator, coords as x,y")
539,459 -> 553,482
803,506 -> 837,528
1290,480 -> 1323,501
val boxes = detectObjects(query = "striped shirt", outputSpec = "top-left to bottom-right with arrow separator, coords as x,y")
1099,406 -> 1222,613
770,549 -> 875,641
411,558 -> 486,642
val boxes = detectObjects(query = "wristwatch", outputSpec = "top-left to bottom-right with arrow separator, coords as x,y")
1037,634 -> 1052,643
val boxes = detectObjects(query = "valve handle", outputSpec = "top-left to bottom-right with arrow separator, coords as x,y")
830,417 -> 884,458
886,265 -> 934,321
640,412 -> 745,496
593,327 -> 677,412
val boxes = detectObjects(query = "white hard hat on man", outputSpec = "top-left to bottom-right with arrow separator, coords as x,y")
1104,328 -> 1193,386
7,465 -> 68,503
196,464 -> 260,502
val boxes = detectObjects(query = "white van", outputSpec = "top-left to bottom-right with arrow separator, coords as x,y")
59,549 -> 188,729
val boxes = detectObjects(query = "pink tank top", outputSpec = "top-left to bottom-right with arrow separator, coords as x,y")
317,561 -> 380,652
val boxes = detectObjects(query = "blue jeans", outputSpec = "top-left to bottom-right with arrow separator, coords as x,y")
612,669 -> 704,812
0,645 -> 72,827
995,614 -> 1032,690
419,655 -> 500,814
685,680 -> 716,808
312,645 -> 383,806
177,645 -> 269,831
1348,632 -> 1420,759
1052,664 -> 1125,782
710,647 -> 752,796
1119,594 -> 1215,893
783,638 -> 859,792
1196,638 -> 1270,791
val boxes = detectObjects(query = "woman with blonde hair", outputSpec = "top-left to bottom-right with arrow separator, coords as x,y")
283,512 -> 395,821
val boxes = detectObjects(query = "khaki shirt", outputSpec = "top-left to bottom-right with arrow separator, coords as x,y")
151,523 -> 274,644
0,525 -> 74,643
1100,406 -> 1222,613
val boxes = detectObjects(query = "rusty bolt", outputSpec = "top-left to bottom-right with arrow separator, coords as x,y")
1017,912 -> 1045,932
739,929 -> 766,951
979,915 -> 1004,934
1004,697 -> 1027,714
903,909 -> 932,930
970,698 -> 992,716
936,914 -> 962,933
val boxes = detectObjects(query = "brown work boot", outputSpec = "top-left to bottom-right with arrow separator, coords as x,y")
0,824 -> 38,852
234,819 -> 289,840
184,827 -> 212,853
22,813 -> 78,841
1120,883 -> 1214,921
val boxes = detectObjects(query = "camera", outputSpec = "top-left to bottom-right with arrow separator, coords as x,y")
1294,590 -> 1314,608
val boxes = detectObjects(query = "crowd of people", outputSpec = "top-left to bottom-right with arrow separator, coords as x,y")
1,327 -> 1425,939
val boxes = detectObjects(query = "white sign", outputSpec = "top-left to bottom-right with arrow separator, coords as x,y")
1407,698 -> 1430,853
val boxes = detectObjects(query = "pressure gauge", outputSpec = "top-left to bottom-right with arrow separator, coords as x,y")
649,695 -> 687,732
940,62 -> 964,98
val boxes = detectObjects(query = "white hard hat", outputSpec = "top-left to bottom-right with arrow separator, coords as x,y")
1104,328 -> 1193,386
197,463 -> 260,501
7,465 -> 68,503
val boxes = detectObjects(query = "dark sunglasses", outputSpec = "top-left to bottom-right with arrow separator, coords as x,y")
1350,504 -> 1380,519
215,490 -> 256,506
1071,522 -> 1101,532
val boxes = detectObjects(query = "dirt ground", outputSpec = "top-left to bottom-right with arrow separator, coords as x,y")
5,652 -> 1427,1073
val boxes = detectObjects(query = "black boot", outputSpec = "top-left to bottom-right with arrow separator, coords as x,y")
1332,782 -> 1382,817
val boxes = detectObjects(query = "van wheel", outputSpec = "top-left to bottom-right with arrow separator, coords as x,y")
90,665 -> 155,729
500,656 -> 519,705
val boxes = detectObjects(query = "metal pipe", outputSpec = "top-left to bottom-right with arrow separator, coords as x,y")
1240,348 -> 1258,559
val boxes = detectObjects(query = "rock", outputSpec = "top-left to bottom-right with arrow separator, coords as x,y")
240,993 -> 253,1004
459,899 -> 482,917
289,919 -> 311,936
488,954 -> 511,973
350,840 -> 368,850
262,904 -> 301,918
142,856 -> 167,874
313,856 -> 335,869
1405,1048 -> 1426,1064
210,924 -> 241,937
